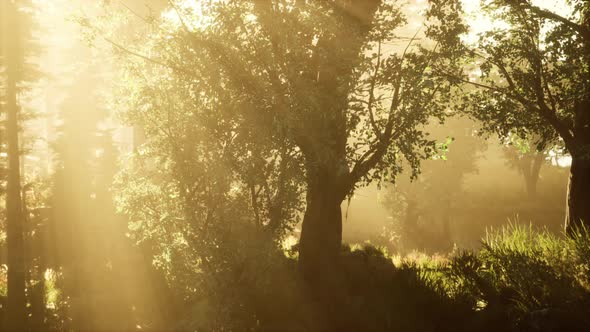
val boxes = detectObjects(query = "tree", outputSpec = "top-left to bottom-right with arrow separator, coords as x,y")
435,0 -> 590,234
110,0 -> 463,284
0,1 -> 37,330
86,7 -> 467,327
502,134 -> 547,199
51,71 -> 104,330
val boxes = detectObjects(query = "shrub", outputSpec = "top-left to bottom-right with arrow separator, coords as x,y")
444,224 -> 590,332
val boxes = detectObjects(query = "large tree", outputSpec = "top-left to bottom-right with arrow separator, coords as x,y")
436,0 -> 590,234
174,0 -> 459,277
100,0 -> 464,293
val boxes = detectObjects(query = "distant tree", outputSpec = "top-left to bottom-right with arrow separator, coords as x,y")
383,117 -> 485,252
434,0 -> 590,234
0,1 -> 38,329
49,67 -> 140,331
502,134 -> 548,199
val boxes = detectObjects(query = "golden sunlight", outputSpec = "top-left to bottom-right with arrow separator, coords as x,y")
0,0 -> 587,331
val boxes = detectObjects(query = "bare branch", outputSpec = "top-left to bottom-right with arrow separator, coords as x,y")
119,1 -> 151,24
367,39 -> 384,141
346,26 -> 426,191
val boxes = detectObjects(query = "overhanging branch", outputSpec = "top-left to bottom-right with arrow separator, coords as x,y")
510,0 -> 590,41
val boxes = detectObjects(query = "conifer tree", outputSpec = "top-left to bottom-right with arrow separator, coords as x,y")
0,1 -> 37,329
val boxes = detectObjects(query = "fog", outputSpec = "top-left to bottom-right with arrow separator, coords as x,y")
0,0 -> 587,331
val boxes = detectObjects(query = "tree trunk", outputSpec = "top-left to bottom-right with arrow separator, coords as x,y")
523,153 -> 544,200
298,170 -> 344,283
293,2 -> 382,326
440,199 -> 453,251
298,166 -> 347,331
2,1 -> 27,329
565,74 -> 590,234
565,155 -> 590,235
5,51 -> 26,332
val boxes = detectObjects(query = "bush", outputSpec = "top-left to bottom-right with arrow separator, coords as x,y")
444,224 -> 590,332
172,225 -> 315,332
335,244 -> 473,332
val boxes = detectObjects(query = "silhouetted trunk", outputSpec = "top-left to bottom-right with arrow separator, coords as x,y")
441,199 -> 453,251
251,0 -> 381,288
5,49 -> 26,332
404,198 -> 419,229
29,265 -> 46,332
565,155 -> 590,235
299,168 -> 344,283
298,165 -> 348,331
2,2 -> 27,329
402,197 -> 419,248
565,79 -> 590,234
297,0 -> 381,278
523,153 -> 544,199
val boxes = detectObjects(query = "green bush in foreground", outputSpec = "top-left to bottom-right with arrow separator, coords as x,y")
442,224 -> 590,332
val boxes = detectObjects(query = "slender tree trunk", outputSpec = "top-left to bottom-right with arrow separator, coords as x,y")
565,154 -> 590,235
404,198 -> 419,232
440,198 -> 453,251
401,196 -> 419,250
5,53 -> 27,332
523,153 -> 544,200
30,261 -> 46,332
2,2 -> 27,329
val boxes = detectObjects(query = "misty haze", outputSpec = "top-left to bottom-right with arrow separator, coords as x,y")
0,0 -> 589,331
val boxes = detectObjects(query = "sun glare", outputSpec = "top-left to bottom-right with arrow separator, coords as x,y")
161,0 -> 214,31
461,0 -> 575,45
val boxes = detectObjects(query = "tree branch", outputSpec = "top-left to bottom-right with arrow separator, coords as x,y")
436,68 -> 576,149
367,39 -> 384,141
104,36 -> 195,76
510,0 -> 590,41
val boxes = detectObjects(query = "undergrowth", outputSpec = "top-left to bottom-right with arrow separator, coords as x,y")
177,224 -> 590,331
2,224 -> 588,331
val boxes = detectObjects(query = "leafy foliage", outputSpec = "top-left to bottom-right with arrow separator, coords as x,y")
432,0 -> 590,155
444,224 -> 590,331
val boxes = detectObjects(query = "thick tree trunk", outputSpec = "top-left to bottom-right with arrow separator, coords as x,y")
5,58 -> 26,332
298,167 -> 347,331
293,3 -> 382,327
565,80 -> 590,234
2,2 -> 27,329
298,171 -> 344,283
565,155 -> 590,235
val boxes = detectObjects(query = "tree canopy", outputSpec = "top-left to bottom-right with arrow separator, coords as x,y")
434,0 -> 590,232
